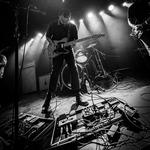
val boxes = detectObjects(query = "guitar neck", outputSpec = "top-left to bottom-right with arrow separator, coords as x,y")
64,34 -> 105,47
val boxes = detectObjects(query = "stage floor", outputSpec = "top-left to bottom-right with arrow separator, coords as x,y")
1,73 -> 150,150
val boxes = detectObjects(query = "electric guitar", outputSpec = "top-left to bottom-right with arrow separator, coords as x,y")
47,34 -> 105,58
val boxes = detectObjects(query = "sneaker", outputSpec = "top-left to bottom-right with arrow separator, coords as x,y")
76,92 -> 89,107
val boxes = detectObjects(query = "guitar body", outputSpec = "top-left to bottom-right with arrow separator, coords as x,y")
47,34 -> 105,58
48,37 -> 70,58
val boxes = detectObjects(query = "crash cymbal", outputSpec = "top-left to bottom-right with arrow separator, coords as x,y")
87,43 -> 96,48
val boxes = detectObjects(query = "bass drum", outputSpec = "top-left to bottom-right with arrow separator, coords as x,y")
61,64 -> 82,90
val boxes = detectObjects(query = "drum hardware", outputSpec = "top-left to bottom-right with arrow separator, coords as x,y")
60,57 -> 93,94
75,49 -> 88,64
90,47 -> 113,90
60,63 -> 82,91
80,64 -> 92,94
86,43 -> 97,49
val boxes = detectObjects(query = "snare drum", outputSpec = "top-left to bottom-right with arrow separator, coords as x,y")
75,51 -> 87,64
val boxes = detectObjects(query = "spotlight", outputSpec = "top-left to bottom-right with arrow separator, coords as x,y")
122,2 -> 133,8
99,11 -> 104,16
79,19 -> 83,23
108,4 -> 114,11
87,12 -> 93,18
70,20 -> 75,25
37,33 -> 42,37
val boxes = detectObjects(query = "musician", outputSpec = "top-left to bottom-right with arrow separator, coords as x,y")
0,54 -> 7,109
127,0 -> 150,56
0,55 -> 7,79
41,9 -> 89,114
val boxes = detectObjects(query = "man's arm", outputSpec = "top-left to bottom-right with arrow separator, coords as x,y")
70,24 -> 78,48
46,23 -> 54,44
42,23 -> 55,54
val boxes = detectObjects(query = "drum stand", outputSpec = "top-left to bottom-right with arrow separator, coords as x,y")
78,47 -> 107,93
91,47 -> 112,92
80,61 -> 92,94
92,47 -> 107,76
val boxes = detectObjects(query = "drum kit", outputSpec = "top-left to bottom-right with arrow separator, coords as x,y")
61,43 -> 114,93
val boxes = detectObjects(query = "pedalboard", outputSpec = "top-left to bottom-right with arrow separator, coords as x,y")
50,97 -> 141,149
50,98 -> 125,149
0,113 -> 54,142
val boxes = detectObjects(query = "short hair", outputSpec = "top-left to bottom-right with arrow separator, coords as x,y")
58,8 -> 71,18
0,55 -> 7,66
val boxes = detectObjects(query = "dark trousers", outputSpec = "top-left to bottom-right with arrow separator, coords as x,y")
43,51 -> 80,107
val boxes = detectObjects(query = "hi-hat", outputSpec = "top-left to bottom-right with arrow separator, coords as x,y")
87,43 -> 96,48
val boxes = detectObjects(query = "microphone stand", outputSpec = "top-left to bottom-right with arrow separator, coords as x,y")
12,1 -> 19,149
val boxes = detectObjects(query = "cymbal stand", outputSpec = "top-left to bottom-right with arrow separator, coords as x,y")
91,47 -> 109,92
92,47 -> 107,76
11,1 -> 20,149
79,57 -> 93,93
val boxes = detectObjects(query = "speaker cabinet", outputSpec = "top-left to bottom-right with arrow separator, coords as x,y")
22,62 -> 37,94
39,74 -> 50,91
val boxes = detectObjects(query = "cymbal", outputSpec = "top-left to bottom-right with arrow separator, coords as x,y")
87,43 -> 96,48
75,48 -> 85,52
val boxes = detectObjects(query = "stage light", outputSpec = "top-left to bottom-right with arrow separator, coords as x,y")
86,11 -> 103,34
77,18 -> 90,49
108,4 -> 114,11
122,2 -> 133,8
70,20 -> 75,25
99,11 -> 104,16
87,12 -> 94,18
37,33 -> 43,37
19,38 -> 34,57
79,19 -> 83,23
62,0 -> 65,3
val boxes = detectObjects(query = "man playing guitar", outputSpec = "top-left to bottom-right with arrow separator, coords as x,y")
127,0 -> 150,55
41,9 -> 89,114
